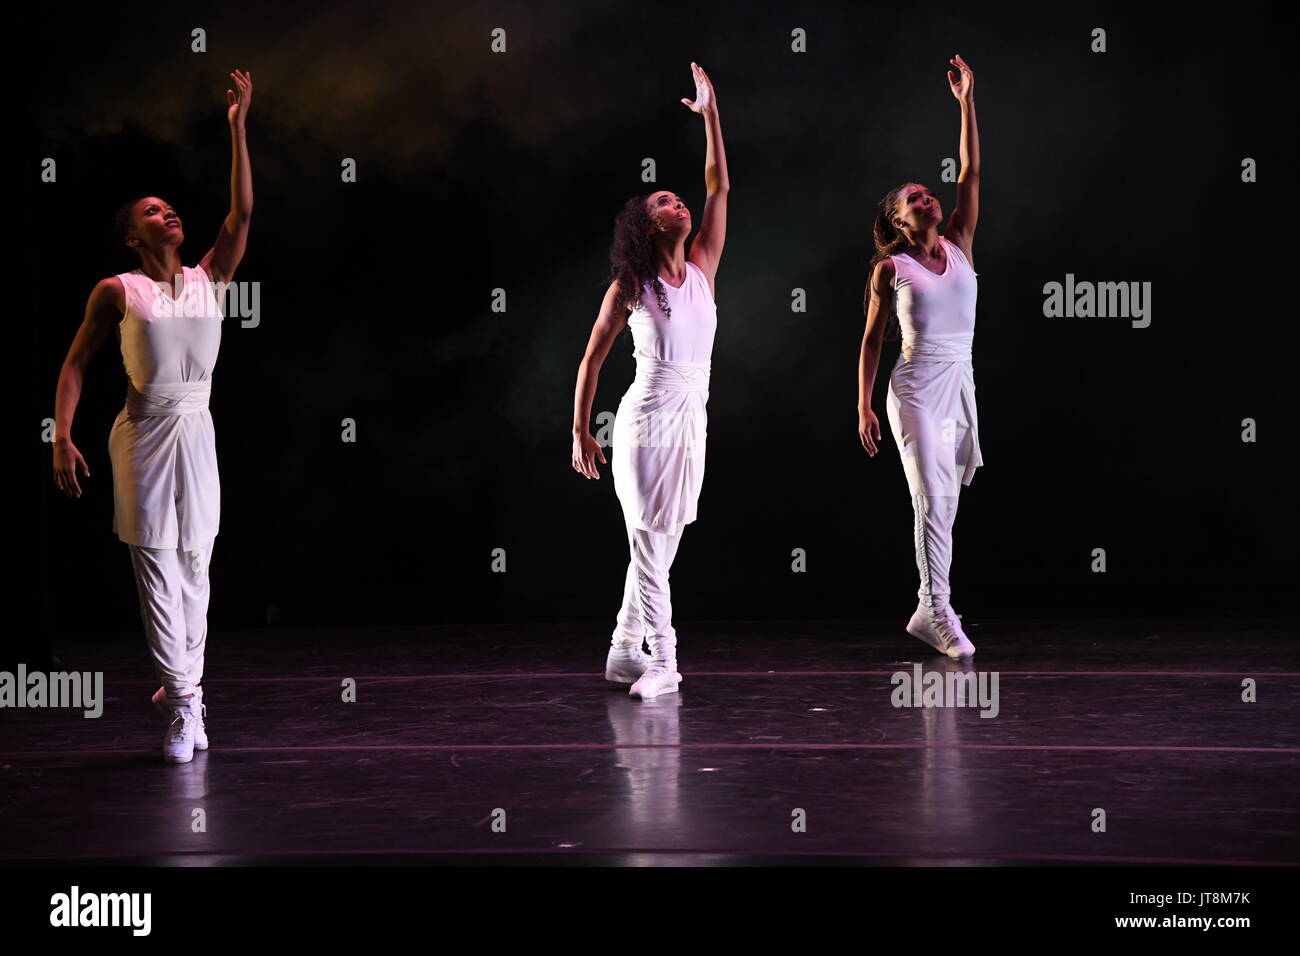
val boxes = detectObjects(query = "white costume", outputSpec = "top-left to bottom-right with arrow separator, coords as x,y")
108,264 -> 223,697
885,235 -> 983,610
611,261 -> 716,666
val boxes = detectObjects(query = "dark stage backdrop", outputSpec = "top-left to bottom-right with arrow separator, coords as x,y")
22,0 -> 1298,655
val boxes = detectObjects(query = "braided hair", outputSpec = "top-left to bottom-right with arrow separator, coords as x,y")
866,182 -> 917,341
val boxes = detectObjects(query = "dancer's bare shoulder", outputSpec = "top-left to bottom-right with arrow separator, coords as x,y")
65,277 -> 125,366
864,258 -> 897,322
873,256 -> 898,294
596,278 -> 631,330
91,275 -> 126,320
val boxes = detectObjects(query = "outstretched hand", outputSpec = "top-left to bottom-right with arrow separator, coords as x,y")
227,68 -> 253,127
681,62 -> 716,114
947,54 -> 973,104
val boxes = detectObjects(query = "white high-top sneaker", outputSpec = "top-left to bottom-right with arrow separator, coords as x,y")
629,662 -> 682,699
191,687 -> 208,751
939,606 -> 976,658
906,603 -> 976,659
152,686 -> 208,750
606,637 -> 653,684
629,633 -> 683,699
158,696 -> 201,764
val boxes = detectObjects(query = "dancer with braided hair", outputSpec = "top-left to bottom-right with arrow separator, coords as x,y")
859,54 -> 982,659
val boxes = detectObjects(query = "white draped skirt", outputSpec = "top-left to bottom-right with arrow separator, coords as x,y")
612,356 -> 710,536
885,335 -> 983,497
108,379 -> 220,550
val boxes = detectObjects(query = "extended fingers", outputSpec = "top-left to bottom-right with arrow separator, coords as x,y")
229,69 -> 252,100
573,449 -> 599,479
56,468 -> 82,497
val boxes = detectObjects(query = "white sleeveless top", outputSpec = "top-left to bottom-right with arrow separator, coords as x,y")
626,261 -> 717,367
890,235 -> 978,362
117,264 -> 223,388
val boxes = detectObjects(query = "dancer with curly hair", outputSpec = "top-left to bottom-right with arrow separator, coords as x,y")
571,62 -> 729,698
859,54 -> 982,659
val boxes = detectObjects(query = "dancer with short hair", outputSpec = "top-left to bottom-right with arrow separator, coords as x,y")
859,55 -> 982,659
52,69 -> 254,761
571,62 -> 729,698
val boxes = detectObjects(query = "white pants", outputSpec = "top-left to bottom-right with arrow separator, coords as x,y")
613,520 -> 684,665
912,493 -> 958,611
127,536 -> 215,697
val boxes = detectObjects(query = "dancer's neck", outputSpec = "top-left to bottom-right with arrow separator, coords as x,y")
134,247 -> 185,284
902,231 -> 943,262
654,243 -> 688,284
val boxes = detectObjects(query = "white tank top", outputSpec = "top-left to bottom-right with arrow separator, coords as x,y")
626,260 -> 717,366
890,235 -> 978,359
116,264 -> 223,388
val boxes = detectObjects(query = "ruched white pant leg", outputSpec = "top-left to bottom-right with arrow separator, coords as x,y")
912,493 -> 958,612
128,536 -> 216,698
615,520 -> 684,667
613,546 -> 646,647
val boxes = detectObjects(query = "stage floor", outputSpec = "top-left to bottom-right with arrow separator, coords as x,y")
2,618 -> 1297,866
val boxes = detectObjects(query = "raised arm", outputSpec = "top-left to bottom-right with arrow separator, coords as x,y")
52,278 -> 123,497
200,69 -> 253,285
571,281 -> 631,479
942,54 -> 979,264
858,260 -> 893,456
682,62 -> 728,291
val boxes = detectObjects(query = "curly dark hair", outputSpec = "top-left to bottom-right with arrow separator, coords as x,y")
608,193 -> 672,320
865,182 -> 918,342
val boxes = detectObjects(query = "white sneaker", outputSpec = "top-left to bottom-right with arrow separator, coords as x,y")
153,686 -> 208,750
606,642 -> 653,684
629,662 -> 683,699
191,688 -> 208,751
906,604 -> 976,659
161,703 -> 200,764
